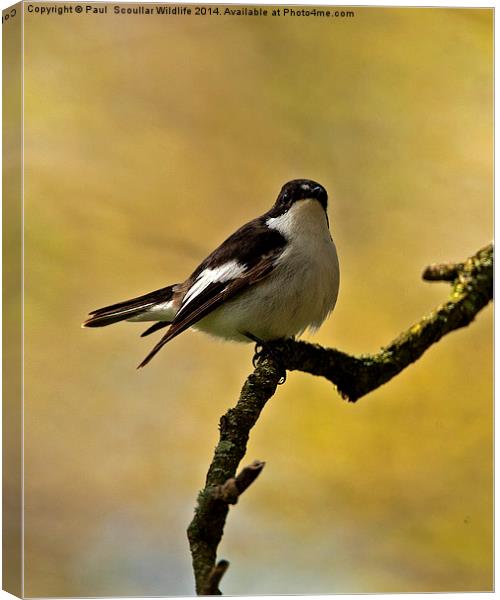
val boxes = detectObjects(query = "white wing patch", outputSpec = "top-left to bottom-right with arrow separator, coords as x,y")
181,260 -> 246,308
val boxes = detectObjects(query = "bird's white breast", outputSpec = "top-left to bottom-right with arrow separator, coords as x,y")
265,198 -> 340,332
194,199 -> 340,342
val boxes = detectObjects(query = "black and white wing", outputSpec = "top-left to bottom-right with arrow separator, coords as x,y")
138,218 -> 286,367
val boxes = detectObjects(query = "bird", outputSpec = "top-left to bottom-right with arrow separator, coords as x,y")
83,179 -> 340,369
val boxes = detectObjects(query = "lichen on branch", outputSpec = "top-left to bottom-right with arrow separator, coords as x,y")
187,243 -> 493,595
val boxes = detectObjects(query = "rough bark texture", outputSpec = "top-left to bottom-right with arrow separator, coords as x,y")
187,243 -> 493,595
187,360 -> 281,594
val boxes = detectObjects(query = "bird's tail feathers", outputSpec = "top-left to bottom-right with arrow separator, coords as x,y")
140,321 -> 170,337
137,332 -> 174,368
83,285 -> 175,328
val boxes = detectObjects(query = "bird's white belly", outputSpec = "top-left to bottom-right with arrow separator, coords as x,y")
193,239 -> 340,342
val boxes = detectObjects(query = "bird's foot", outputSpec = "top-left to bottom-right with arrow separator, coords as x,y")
245,333 -> 287,384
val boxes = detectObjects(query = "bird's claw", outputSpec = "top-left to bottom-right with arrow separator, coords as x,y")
252,342 -> 287,384
252,343 -> 264,368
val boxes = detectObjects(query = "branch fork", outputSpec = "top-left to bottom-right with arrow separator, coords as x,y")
214,460 -> 266,505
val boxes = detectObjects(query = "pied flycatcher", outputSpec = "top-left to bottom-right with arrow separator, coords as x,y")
83,179 -> 340,368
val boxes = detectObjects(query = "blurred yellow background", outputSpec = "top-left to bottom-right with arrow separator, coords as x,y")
22,5 -> 492,596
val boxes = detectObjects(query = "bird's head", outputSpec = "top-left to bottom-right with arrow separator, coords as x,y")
274,179 -> 328,214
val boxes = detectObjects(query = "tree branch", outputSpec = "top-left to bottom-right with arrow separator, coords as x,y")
187,243 -> 492,594
422,261 -> 463,281
187,361 -> 282,594
214,460 -> 266,505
